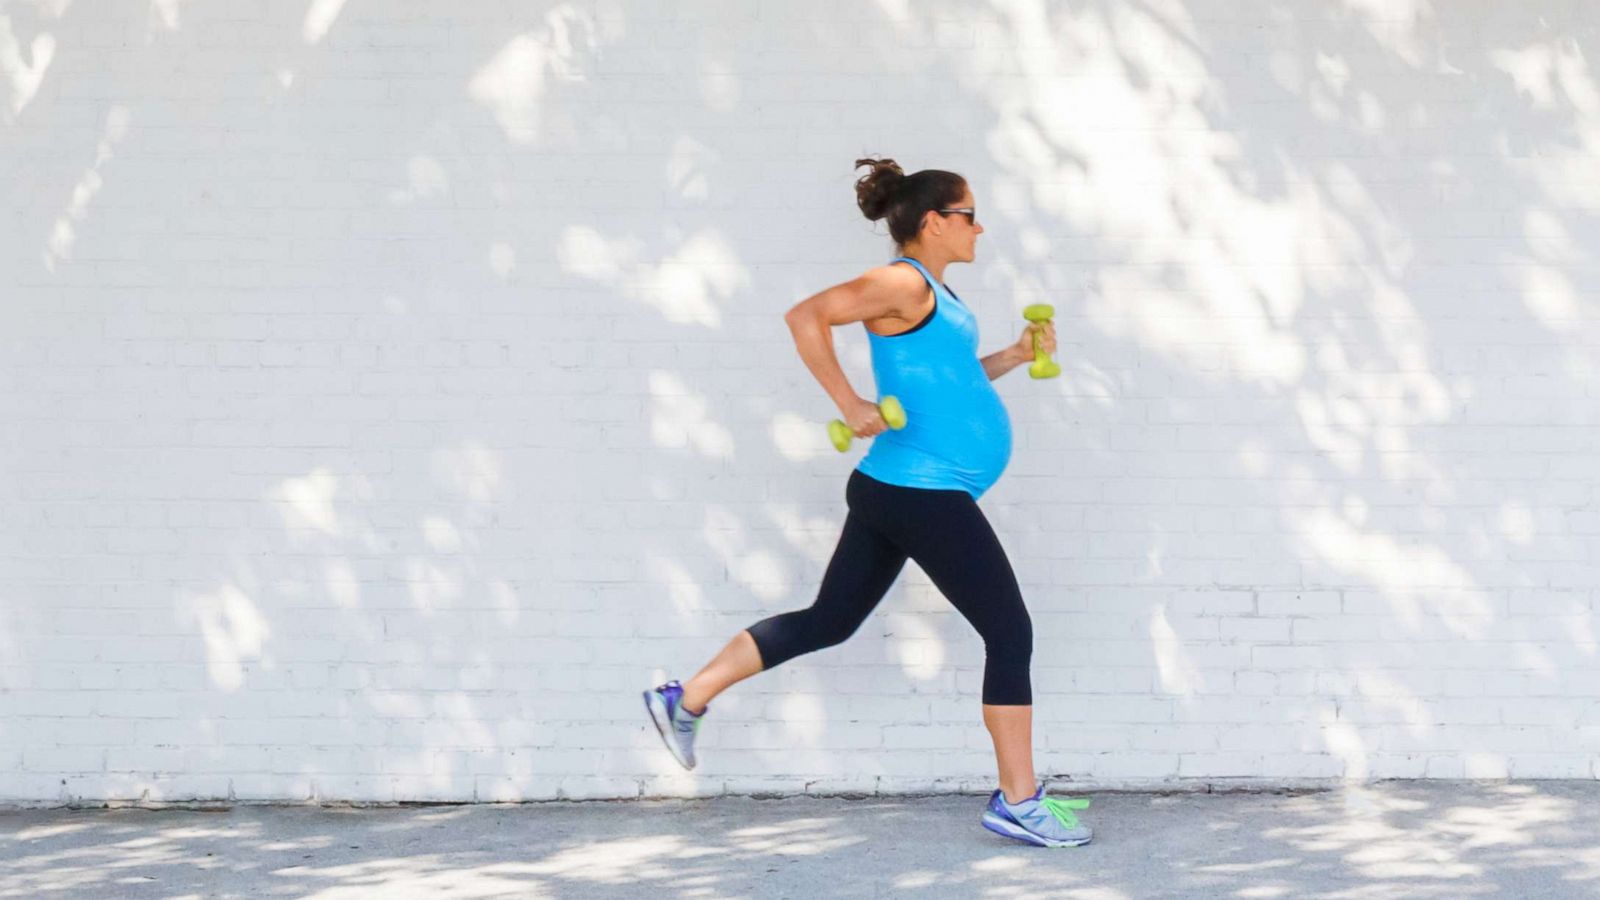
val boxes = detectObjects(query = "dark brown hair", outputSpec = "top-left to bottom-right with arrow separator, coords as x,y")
854,157 -> 968,246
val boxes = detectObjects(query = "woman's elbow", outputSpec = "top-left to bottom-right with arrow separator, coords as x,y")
783,303 -> 814,331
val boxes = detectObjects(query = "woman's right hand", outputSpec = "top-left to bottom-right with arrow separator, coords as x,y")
841,396 -> 888,439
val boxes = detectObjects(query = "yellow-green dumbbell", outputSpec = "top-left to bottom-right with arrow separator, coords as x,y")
828,396 -> 907,452
1023,304 -> 1061,379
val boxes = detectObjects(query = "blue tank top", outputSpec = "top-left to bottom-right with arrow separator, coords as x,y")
855,256 -> 1013,499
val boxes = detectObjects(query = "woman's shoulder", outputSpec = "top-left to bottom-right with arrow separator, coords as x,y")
873,259 -> 943,299
862,261 -> 937,337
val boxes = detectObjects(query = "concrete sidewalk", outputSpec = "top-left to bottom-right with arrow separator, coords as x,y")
3,782 -> 1598,898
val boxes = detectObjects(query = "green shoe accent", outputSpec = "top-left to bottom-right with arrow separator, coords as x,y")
1040,796 -> 1090,829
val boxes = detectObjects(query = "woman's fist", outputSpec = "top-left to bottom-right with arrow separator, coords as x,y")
842,395 -> 889,438
1015,320 -> 1056,362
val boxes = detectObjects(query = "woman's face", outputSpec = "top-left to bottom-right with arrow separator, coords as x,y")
927,188 -> 984,261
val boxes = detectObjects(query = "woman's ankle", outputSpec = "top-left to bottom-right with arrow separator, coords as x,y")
679,683 -> 710,715
1001,784 -> 1038,805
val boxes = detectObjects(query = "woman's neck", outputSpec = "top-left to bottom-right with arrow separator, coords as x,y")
898,249 -> 951,283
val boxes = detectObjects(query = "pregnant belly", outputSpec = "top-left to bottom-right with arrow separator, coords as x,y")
905,393 -> 1012,475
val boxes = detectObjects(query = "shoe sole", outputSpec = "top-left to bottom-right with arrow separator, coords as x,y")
981,812 -> 1092,848
642,690 -> 695,770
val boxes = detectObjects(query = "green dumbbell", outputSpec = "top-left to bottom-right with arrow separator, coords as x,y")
828,396 -> 907,452
1023,304 -> 1061,379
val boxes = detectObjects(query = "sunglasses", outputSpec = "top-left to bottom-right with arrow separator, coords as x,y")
937,207 -> 978,226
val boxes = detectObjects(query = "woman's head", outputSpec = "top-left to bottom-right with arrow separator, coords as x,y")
854,157 -> 983,261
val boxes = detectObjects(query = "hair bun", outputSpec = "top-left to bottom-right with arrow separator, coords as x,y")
854,157 -> 905,222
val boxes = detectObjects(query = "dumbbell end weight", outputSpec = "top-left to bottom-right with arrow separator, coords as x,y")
827,420 -> 853,452
878,396 -> 907,430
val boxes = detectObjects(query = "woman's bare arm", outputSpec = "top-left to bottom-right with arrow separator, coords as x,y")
783,265 -> 922,423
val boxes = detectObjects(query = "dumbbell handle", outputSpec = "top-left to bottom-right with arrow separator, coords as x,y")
828,396 -> 907,452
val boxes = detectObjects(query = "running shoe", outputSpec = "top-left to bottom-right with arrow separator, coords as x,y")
643,679 -> 706,770
981,785 -> 1093,848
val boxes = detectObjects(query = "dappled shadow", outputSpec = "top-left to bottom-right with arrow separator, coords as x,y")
4,784 -> 1600,897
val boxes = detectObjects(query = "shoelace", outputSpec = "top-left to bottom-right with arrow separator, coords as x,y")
1038,796 -> 1091,829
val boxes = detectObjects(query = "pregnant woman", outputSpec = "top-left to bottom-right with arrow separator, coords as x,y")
645,157 -> 1091,848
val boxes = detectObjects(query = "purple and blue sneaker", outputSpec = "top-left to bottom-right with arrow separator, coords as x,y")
643,679 -> 707,770
981,785 -> 1093,847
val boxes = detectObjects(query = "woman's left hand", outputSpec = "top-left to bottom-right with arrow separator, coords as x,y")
1012,319 -> 1056,363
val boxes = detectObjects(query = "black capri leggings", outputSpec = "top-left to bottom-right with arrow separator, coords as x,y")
746,469 -> 1034,705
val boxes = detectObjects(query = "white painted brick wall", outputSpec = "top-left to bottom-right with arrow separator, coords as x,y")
4,1 -> 1600,803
